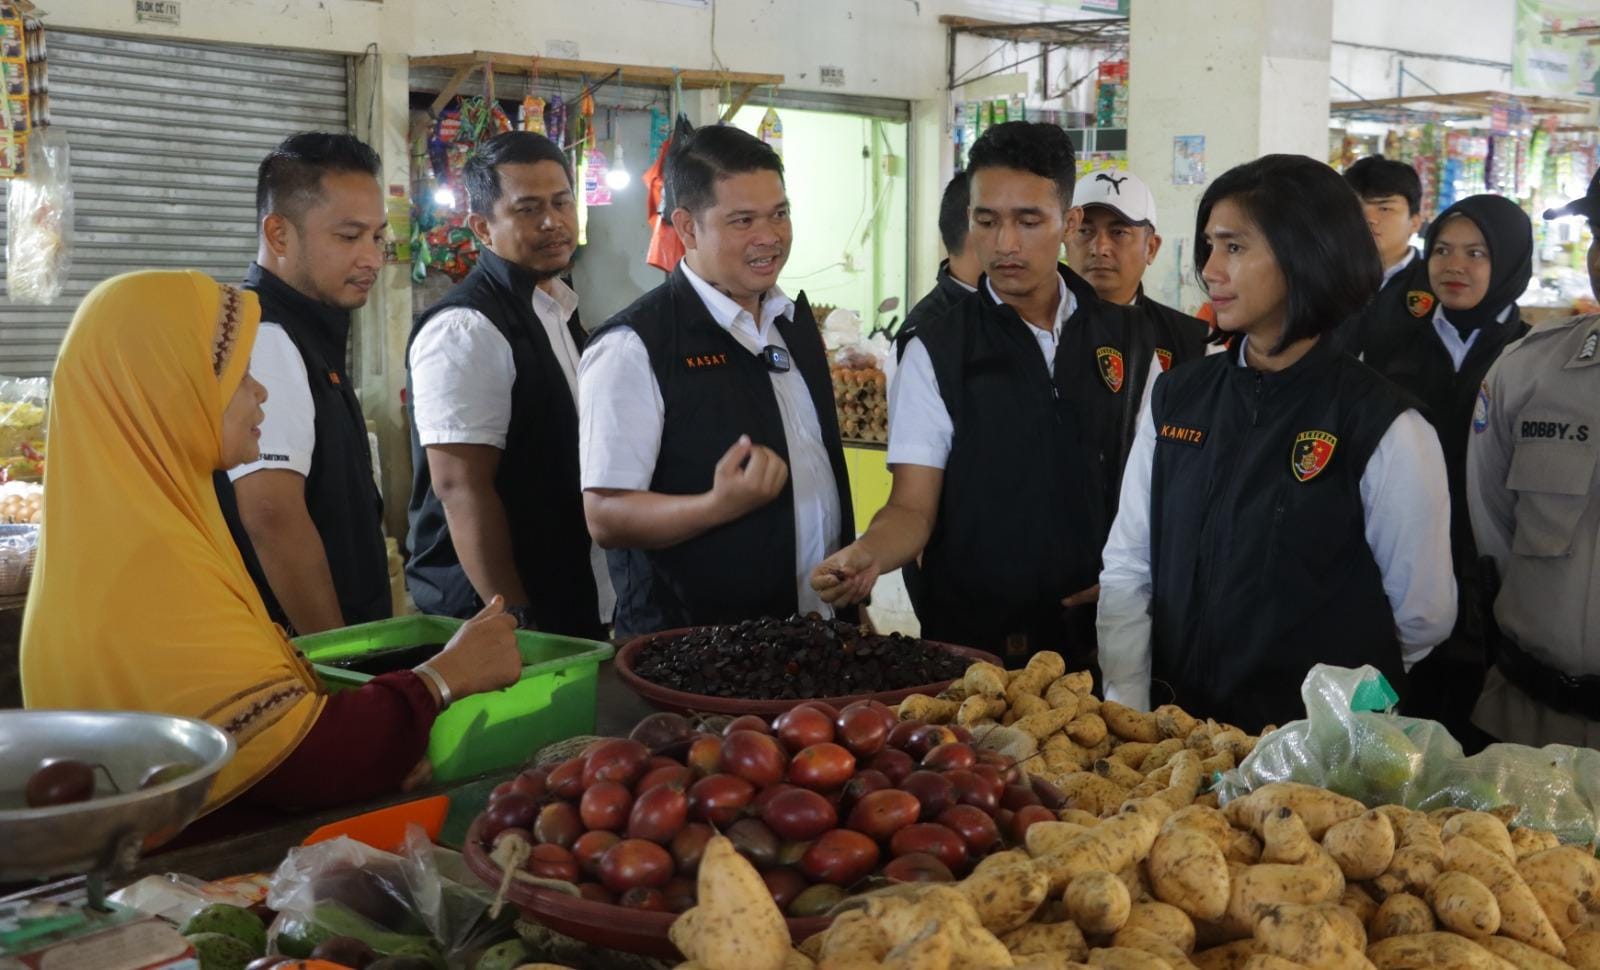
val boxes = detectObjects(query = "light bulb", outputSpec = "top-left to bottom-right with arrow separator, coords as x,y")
605,143 -> 630,190
432,186 -> 456,207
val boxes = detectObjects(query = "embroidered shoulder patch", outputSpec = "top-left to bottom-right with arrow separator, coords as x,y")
1291,430 -> 1337,482
1155,348 -> 1174,372
1472,380 -> 1491,434
1096,346 -> 1125,393
1406,290 -> 1436,318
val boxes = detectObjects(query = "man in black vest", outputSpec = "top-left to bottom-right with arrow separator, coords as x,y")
1067,168 -> 1209,354
580,125 -> 854,636
406,132 -> 608,638
219,132 -> 390,635
813,121 -> 1172,667
900,173 -> 981,342
1334,155 -> 1430,359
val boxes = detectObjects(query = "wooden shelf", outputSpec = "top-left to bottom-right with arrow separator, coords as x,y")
410,50 -> 783,117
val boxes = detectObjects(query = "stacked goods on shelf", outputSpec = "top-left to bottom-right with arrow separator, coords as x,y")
831,362 -> 886,444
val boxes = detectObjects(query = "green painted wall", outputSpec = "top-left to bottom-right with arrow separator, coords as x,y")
727,105 -> 908,336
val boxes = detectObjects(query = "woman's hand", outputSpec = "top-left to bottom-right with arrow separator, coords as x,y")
418,596 -> 521,702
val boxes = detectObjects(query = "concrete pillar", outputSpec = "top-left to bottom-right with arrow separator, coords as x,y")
350,41 -> 418,541
1128,0 -> 1333,312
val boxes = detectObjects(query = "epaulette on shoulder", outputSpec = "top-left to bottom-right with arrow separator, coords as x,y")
1503,312 -> 1592,356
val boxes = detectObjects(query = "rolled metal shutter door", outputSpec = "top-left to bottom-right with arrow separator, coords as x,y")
0,29 -> 350,376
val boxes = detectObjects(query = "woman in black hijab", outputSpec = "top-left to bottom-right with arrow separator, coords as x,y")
1399,194 -> 1532,750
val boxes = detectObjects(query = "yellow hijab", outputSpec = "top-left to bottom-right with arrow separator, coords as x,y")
21,269 -> 326,812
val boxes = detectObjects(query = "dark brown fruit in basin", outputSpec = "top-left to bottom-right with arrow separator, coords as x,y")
25,760 -> 95,808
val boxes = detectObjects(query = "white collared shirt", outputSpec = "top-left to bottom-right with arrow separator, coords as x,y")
1096,337 -> 1459,710
888,274 -> 1178,476
1431,304 -> 1514,373
409,275 -> 615,622
1382,248 -> 1418,289
578,260 -> 843,618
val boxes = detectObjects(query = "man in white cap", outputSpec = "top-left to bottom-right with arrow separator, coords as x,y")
1067,168 -> 1207,348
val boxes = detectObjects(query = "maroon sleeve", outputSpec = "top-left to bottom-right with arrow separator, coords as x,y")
240,671 -> 440,812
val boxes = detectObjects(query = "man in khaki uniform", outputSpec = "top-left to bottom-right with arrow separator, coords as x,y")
1466,171 -> 1600,748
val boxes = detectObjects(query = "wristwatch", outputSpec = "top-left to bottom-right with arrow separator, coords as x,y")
505,605 -> 537,630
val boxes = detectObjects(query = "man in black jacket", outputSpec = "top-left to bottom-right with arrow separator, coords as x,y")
219,132 -> 390,635
1066,167 -> 1208,356
1335,154 -> 1431,360
812,122 -> 1188,666
406,132 -> 609,637
900,173 -> 981,343
579,125 -> 853,636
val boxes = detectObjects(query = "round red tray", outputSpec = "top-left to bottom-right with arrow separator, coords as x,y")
613,628 -> 1001,717
461,818 -> 834,958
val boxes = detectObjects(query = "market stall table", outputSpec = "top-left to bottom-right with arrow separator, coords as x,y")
0,660 -> 658,904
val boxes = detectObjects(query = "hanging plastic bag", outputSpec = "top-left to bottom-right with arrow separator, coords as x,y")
757,106 -> 783,158
1216,664 -> 1600,845
5,126 -> 71,304
264,826 -> 514,962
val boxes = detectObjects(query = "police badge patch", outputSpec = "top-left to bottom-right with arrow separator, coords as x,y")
1291,430 -> 1337,482
1156,348 -> 1174,372
1096,346 -> 1125,393
1472,380 -> 1491,433
1406,291 -> 1436,318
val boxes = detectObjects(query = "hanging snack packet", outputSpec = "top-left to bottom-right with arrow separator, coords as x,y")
757,106 -> 782,158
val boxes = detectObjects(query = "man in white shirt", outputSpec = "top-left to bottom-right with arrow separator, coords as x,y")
219,132 -> 390,635
811,122 -> 1130,668
406,132 -> 610,638
579,124 -> 853,636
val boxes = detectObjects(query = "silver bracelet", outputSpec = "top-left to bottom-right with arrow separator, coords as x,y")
414,664 -> 452,710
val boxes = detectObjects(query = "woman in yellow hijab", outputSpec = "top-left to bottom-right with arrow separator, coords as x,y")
22,270 -> 520,814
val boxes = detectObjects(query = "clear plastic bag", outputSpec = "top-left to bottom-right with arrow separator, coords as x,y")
5,127 -> 72,305
265,825 -> 514,966
0,374 -> 48,468
1217,664 -> 1600,846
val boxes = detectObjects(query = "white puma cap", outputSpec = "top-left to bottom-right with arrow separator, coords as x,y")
1073,169 -> 1157,229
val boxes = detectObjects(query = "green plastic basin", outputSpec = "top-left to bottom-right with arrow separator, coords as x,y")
294,614 -> 614,784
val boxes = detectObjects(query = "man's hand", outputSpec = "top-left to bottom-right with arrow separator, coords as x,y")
811,544 -> 881,606
1062,584 -> 1100,609
709,435 -> 788,522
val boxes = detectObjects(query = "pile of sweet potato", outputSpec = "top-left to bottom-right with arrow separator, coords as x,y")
668,657 -> 1600,969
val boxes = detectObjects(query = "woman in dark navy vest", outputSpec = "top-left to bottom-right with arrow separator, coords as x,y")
1097,154 -> 1459,731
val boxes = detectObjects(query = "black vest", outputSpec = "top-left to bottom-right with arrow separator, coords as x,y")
1353,298 -> 1529,663
1148,338 -> 1410,730
404,248 -> 602,638
215,265 -> 391,633
913,266 -> 1137,663
898,261 -> 976,348
1333,251 -> 1433,359
592,267 -> 854,635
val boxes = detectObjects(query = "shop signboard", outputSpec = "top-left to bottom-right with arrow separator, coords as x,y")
1513,0 -> 1600,97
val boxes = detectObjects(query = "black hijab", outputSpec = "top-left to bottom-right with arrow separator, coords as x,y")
1424,194 -> 1533,336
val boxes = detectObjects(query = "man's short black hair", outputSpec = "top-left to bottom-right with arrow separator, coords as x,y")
964,121 -> 1077,209
464,131 -> 573,215
1344,154 -> 1422,216
1195,154 -> 1380,352
255,131 -> 381,228
938,172 -> 970,256
669,124 -> 785,216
